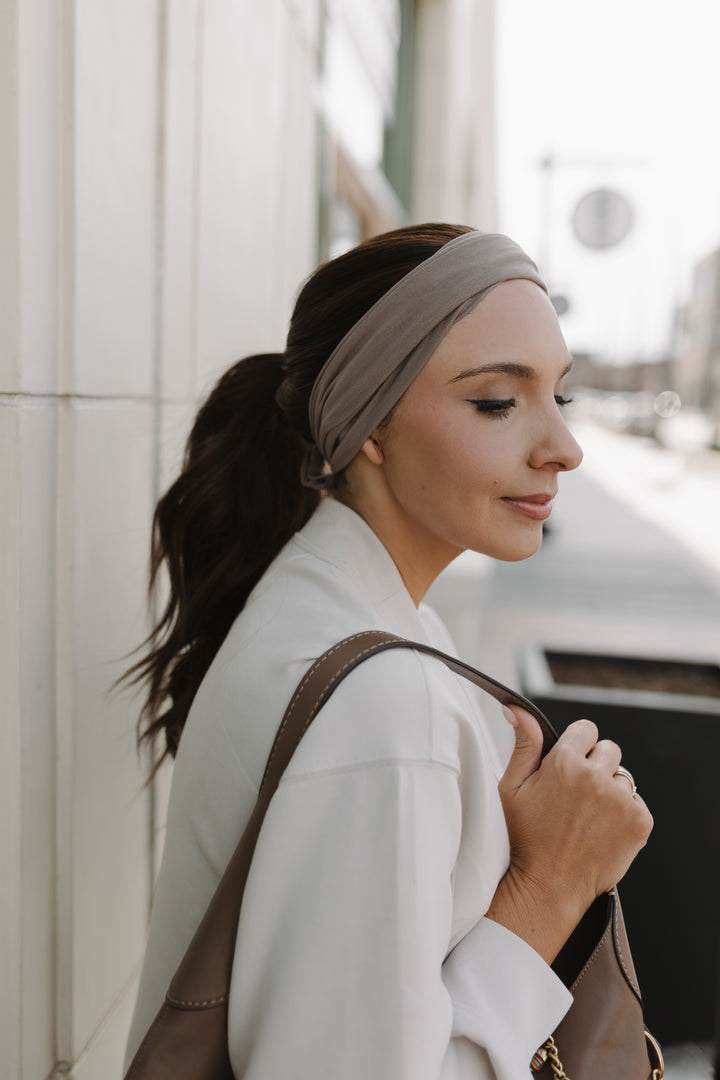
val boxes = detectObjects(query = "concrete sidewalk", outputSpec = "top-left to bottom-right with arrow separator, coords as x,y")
427,428 -> 720,1080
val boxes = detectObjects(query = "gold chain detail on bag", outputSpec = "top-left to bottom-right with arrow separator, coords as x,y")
645,1029 -> 665,1079
530,1037 -> 569,1078
530,1030 -> 665,1079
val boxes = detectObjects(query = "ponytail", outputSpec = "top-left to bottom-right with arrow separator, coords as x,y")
125,353 -> 318,771
126,223 -> 472,772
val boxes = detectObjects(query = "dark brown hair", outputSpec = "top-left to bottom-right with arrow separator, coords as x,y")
124,223 -> 472,771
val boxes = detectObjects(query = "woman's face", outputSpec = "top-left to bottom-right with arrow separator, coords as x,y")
362,279 -> 583,576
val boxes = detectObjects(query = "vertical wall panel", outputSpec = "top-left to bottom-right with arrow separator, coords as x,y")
0,405 -> 22,1078
194,0 -> 287,391
0,3 -> 20,391
68,401 -> 154,1058
54,397 -> 77,1068
19,403 -> 59,1079
160,0 -> 202,401
71,982 -> 140,1080
72,0 -> 158,397
17,0 -> 61,394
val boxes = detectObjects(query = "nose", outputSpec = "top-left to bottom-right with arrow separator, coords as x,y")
528,411 -> 584,472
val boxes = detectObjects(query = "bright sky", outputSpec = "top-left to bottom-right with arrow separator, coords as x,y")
496,0 -> 720,363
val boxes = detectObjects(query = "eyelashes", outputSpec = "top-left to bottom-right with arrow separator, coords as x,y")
469,398 -> 516,420
468,395 -> 573,420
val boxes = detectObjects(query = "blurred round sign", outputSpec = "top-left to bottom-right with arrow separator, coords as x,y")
572,188 -> 634,249
550,294 -> 570,316
653,390 -> 681,418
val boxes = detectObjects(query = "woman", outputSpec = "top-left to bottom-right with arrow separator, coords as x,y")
124,224 -> 652,1079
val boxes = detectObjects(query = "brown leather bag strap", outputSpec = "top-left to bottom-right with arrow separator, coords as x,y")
166,630 -> 558,1007
259,630 -> 558,801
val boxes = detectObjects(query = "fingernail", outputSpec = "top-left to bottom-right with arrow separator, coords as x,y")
502,705 -> 518,728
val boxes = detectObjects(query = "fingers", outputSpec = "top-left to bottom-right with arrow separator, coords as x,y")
629,794 -> 653,841
502,711 -> 625,793
552,720 -> 623,774
602,791 -> 654,891
587,738 -> 622,773
498,707 -> 654,907
550,722 -> 653,869
556,717 -> 598,755
502,707 -> 647,820
499,705 -> 544,795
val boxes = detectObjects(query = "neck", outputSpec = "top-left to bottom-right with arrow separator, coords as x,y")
335,487 -> 462,606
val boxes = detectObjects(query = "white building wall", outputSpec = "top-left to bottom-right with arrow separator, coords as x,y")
1,2 -> 322,1077
0,1 -> 495,1076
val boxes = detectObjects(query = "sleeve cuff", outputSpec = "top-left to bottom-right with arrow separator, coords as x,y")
442,917 -> 573,1080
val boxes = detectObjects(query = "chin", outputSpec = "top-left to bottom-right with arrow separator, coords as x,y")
490,531 -> 545,562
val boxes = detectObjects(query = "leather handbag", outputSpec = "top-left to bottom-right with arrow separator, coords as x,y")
125,630 -> 664,1080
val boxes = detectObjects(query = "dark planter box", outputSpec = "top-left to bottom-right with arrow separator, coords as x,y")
518,644 -> 720,1047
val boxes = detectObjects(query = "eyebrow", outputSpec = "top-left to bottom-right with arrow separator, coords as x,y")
449,360 -> 573,383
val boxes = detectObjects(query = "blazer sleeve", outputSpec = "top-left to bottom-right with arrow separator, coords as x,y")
226,653 -> 571,1079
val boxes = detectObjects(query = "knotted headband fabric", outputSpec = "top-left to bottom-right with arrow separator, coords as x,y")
301,230 -> 548,488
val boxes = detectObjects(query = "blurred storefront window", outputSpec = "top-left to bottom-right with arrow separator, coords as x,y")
317,0 -> 409,259
383,0 -> 416,211
675,248 -> 720,443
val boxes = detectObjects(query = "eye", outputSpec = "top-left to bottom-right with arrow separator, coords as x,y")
555,394 -> 573,408
467,398 -> 516,420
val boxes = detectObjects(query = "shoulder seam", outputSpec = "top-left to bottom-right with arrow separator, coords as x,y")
280,757 -> 460,785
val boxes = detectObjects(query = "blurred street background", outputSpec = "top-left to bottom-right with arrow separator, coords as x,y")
430,417 -> 720,1080
2,1 -> 719,1076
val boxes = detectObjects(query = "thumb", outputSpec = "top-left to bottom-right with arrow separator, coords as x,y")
500,705 -> 544,794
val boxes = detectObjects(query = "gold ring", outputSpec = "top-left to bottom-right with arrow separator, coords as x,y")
613,765 -> 637,797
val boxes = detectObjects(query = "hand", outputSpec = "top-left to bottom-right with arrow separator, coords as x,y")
486,705 -> 653,963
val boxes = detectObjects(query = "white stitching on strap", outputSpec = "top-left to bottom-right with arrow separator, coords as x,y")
569,922 -> 612,990
166,992 -> 229,1008
613,908 -> 641,998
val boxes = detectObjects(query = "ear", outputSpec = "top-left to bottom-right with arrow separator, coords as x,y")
359,433 -> 384,466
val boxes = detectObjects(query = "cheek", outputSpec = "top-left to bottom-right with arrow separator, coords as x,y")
388,410 -> 505,502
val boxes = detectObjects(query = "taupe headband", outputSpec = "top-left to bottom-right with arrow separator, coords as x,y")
301,230 -> 547,488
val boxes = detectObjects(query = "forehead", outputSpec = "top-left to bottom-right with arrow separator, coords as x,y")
428,279 -> 570,376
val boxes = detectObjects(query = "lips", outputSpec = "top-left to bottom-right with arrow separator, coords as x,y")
501,493 -> 556,520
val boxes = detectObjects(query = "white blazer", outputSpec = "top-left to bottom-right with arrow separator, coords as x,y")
125,498 -> 571,1079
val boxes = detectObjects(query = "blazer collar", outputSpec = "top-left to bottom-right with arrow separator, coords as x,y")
293,497 -> 434,641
